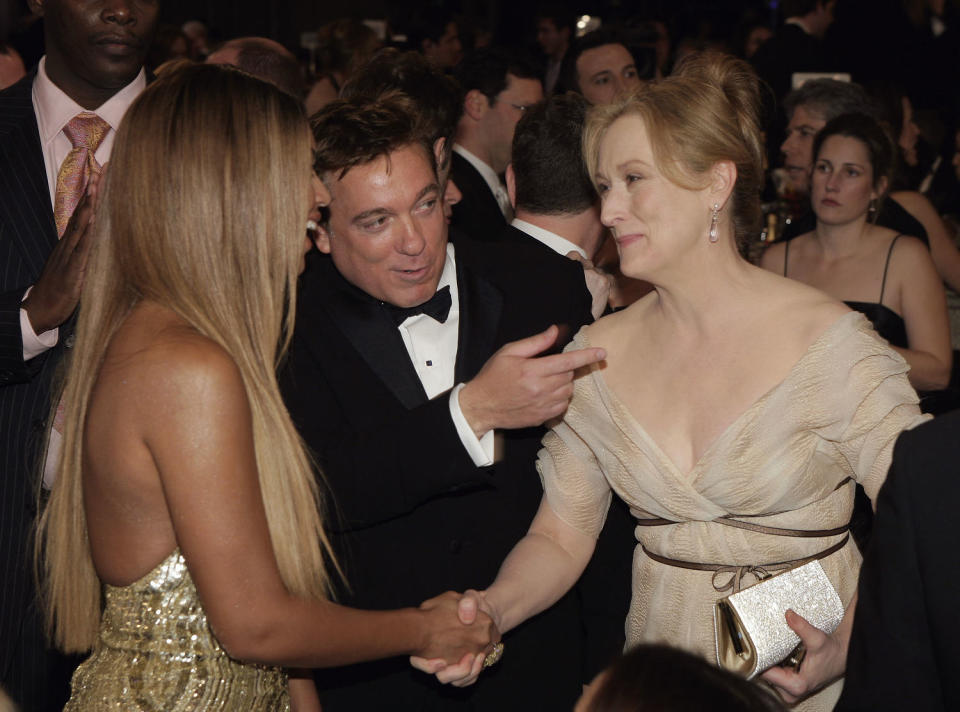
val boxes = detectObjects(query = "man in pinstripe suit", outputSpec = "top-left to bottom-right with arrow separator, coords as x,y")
0,1 -> 157,708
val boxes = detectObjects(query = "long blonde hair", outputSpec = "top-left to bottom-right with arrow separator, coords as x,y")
38,64 -> 336,652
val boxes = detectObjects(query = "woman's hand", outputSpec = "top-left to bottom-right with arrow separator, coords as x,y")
410,591 -> 499,684
760,609 -> 848,704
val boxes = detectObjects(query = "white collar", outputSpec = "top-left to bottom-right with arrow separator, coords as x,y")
33,56 -> 146,145
511,218 -> 587,259
453,143 -> 504,200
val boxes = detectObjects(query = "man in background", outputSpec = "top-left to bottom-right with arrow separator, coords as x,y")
0,1 -> 157,708
451,47 -> 542,241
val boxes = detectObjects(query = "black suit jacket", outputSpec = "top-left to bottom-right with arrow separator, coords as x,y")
449,152 -> 507,243
751,23 -> 834,103
0,73 -> 76,711
282,237 -> 596,710
836,412 -> 960,712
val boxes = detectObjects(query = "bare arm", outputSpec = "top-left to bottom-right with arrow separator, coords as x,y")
411,497 -> 596,684
147,338 -> 496,668
892,191 -> 960,293
887,236 -> 952,391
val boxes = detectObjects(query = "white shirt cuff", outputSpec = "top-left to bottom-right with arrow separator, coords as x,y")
20,287 -> 59,360
449,383 -> 495,466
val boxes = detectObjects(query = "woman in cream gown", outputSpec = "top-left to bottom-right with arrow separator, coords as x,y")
416,54 -> 926,710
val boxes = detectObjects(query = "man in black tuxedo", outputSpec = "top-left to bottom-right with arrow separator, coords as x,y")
835,412 -> 960,712
0,1 -> 157,709
751,0 -> 837,104
450,48 -> 542,242
504,93 -> 610,319
282,96 -> 605,710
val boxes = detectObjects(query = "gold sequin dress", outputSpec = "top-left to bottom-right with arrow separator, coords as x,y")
64,549 -> 290,711
538,313 -> 928,711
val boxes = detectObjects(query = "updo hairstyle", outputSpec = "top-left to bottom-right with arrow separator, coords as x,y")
582,52 -> 764,246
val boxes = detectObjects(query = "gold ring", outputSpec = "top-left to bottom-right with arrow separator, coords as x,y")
483,642 -> 504,668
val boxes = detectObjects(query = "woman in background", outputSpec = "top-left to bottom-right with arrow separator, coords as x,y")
762,113 -> 952,394
39,64 -> 494,711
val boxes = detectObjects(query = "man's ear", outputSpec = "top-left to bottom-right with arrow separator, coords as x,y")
433,137 -> 447,171
463,89 -> 489,121
312,223 -> 333,254
505,163 -> 517,209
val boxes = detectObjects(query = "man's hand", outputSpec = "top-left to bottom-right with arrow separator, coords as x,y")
566,251 -> 612,320
22,175 -> 100,335
458,325 -> 606,438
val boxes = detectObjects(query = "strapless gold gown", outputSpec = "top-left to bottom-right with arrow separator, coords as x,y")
65,549 -> 290,711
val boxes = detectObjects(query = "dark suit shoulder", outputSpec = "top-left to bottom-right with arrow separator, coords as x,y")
890,413 -> 960,483
454,233 -> 585,293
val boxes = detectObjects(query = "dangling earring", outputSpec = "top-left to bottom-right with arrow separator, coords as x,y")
867,199 -> 878,222
709,203 -> 720,243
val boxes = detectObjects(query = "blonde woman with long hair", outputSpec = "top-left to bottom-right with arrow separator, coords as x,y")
37,64 -> 495,711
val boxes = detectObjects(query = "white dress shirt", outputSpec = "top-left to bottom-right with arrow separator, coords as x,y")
452,143 -> 513,220
511,218 -> 588,259
20,57 -> 146,360
396,243 -> 495,466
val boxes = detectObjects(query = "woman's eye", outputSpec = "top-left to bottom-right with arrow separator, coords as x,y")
626,174 -> 643,183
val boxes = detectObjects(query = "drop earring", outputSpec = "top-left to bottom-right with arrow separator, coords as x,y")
709,203 -> 720,243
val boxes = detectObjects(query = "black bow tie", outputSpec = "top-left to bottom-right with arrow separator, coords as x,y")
386,285 -> 452,325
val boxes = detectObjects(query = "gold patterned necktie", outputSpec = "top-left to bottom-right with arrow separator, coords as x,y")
54,112 -> 110,237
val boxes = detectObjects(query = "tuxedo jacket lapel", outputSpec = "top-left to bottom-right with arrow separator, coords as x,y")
455,256 -> 502,383
313,259 -> 428,410
0,74 -> 57,281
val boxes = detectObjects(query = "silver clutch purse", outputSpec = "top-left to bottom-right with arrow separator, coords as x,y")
713,560 -> 844,679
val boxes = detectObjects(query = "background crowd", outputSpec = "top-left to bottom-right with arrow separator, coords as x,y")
2,0 -> 960,711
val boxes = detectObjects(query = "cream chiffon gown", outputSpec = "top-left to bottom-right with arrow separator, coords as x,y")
539,311 -> 927,711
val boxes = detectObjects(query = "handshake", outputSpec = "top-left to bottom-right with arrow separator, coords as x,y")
410,590 -> 499,688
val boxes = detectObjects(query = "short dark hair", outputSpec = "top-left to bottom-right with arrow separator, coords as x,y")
813,112 -> 896,195
585,645 -> 786,712
535,3 -> 574,33
312,93 -> 434,183
783,78 -> 877,124
219,37 -> 304,99
341,48 -> 462,150
406,6 -> 456,51
454,47 -> 541,105
557,28 -> 634,95
512,94 -> 595,215
781,0 -> 823,18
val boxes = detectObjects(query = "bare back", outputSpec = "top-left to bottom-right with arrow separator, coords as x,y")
83,301 -> 250,586
585,268 -> 849,476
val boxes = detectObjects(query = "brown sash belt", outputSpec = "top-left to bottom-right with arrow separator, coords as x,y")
640,533 -> 850,594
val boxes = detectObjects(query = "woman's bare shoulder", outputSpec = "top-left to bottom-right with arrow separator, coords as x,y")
581,292 -> 657,349
102,304 -> 246,413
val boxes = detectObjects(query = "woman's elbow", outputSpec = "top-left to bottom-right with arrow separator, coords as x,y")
211,614 -> 287,665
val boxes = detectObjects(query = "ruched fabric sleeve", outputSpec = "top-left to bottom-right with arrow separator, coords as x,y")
538,355 -> 613,539
814,319 -> 929,503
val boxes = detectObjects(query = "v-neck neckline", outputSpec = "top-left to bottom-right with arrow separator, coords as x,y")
586,310 -> 860,480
